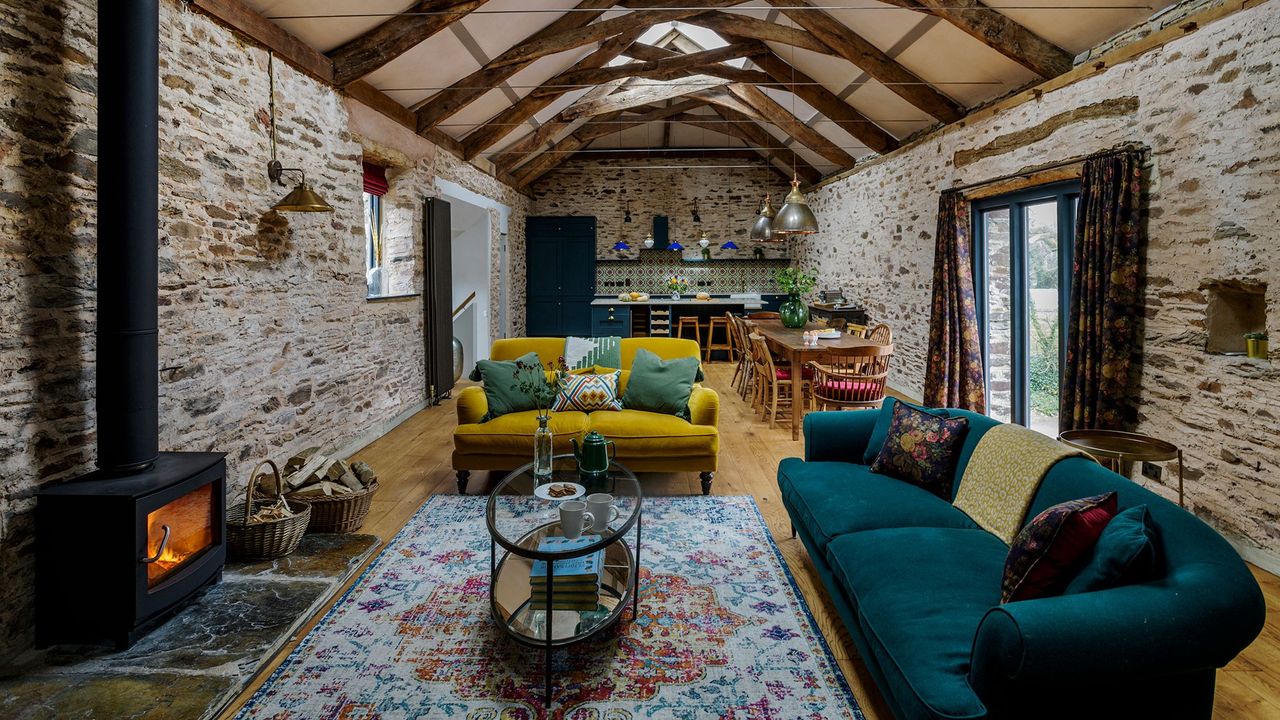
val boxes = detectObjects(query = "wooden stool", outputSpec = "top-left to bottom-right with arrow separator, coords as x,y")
705,316 -> 733,362
675,316 -> 701,348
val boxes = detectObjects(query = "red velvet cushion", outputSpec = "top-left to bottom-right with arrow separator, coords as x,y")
817,379 -> 877,394
1002,493 -> 1118,603
775,367 -> 814,380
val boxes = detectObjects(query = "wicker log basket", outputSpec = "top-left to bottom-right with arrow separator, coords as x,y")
227,460 -> 311,560
292,480 -> 378,534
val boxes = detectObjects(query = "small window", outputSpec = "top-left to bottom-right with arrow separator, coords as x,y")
363,163 -> 389,298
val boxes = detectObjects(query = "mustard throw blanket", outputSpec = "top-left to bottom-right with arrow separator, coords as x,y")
953,424 -> 1084,544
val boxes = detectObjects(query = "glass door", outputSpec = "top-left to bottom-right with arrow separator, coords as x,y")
973,182 -> 1078,434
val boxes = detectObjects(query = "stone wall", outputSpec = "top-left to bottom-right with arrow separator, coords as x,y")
529,158 -> 793,262
795,1 -> 1280,561
0,0 -> 525,657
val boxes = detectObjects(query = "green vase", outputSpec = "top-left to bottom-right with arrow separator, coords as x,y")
779,293 -> 809,328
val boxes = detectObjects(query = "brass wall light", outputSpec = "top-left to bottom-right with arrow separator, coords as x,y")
265,53 -> 333,213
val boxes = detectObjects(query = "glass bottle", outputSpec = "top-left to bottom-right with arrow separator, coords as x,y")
533,414 -> 554,483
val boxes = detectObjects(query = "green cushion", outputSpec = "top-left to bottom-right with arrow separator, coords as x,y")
620,347 -> 698,419
778,458 -> 977,554
474,351 -> 543,420
1065,504 -> 1158,595
861,398 -> 951,465
827,527 -> 1006,720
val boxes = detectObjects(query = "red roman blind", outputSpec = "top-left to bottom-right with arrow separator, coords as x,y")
362,162 -> 388,196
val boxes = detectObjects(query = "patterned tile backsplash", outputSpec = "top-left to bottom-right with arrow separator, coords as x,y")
597,250 -> 788,295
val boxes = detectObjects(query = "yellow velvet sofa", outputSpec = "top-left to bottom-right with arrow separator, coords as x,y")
453,337 -> 720,494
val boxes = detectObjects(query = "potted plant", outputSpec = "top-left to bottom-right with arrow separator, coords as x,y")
667,275 -> 690,300
512,356 -> 569,481
1245,331 -> 1269,359
774,267 -> 817,328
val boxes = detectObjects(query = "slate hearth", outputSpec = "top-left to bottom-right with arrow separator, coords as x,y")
0,533 -> 379,720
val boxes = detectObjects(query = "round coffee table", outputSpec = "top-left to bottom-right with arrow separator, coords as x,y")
1058,429 -> 1185,506
485,455 -> 642,707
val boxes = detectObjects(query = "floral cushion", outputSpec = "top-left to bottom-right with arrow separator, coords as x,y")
868,402 -> 969,499
551,371 -> 622,412
1002,492 -> 1118,603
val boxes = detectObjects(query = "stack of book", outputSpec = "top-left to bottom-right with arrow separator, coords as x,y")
529,535 -> 603,611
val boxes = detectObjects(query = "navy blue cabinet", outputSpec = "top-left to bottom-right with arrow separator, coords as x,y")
590,304 -> 631,337
526,216 -> 596,337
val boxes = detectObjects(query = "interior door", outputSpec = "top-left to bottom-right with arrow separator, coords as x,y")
525,230 -> 561,336
560,226 -> 596,337
425,197 -> 454,402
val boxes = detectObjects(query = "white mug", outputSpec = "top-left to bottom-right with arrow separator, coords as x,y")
559,500 -> 589,540
585,493 -> 619,533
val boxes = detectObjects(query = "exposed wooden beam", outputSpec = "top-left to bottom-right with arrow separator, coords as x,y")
531,42 -> 767,95
188,0 -> 334,82
561,77 -> 730,119
726,84 -> 856,167
488,1 -> 746,70
767,0 -> 964,123
695,88 -> 767,121
491,79 -> 649,174
569,148 -> 771,162
684,10 -> 833,56
622,42 -> 778,85
413,0 -> 617,130
747,48 -> 899,154
327,0 -> 486,86
459,29 -> 644,160
513,102 -> 704,185
876,0 -> 1073,78
672,111 -> 818,182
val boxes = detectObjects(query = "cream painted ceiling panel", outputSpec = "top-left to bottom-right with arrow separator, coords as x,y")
242,0 -> 416,53
364,31 -> 479,109
845,80 -> 937,137
440,89 -> 517,138
668,124 -> 738,148
891,21 -> 1039,108
986,0 -> 1178,55
457,0 -> 573,62
818,3 -> 926,53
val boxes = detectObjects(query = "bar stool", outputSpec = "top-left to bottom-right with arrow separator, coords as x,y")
705,315 -> 733,362
675,316 -> 701,349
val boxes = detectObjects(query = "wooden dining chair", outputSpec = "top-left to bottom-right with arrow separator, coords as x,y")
807,343 -> 894,411
736,317 -> 758,400
727,314 -> 750,397
845,323 -> 869,338
747,311 -> 780,320
867,323 -> 892,345
749,333 -> 811,428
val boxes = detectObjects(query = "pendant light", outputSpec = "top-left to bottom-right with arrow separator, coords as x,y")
773,175 -> 818,236
623,199 -> 632,223
721,240 -> 740,250
613,201 -> 631,250
750,194 -> 776,242
265,53 -> 333,213
691,199 -> 701,224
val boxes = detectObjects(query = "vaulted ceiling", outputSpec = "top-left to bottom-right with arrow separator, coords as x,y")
241,1 -> 1173,187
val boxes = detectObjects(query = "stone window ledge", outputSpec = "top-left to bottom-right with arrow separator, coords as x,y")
366,293 -> 421,303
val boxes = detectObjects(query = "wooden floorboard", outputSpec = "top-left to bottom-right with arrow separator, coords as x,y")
221,363 -> 1280,719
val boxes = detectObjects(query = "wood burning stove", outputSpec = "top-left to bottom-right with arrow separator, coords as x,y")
35,0 -> 228,649
36,454 -> 227,648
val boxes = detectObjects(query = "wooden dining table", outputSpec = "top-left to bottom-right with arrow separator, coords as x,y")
748,320 -> 887,440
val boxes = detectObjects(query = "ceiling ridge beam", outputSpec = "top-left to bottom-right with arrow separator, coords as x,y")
876,0 -> 1073,78
459,28 -> 646,160
532,41 -> 768,95
327,0 -> 487,86
766,0 -> 964,123
560,76 -> 730,120
683,10 -> 833,56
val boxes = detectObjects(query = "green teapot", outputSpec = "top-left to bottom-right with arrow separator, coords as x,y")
571,431 -> 615,480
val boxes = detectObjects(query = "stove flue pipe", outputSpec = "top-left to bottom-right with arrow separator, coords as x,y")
96,0 -> 160,472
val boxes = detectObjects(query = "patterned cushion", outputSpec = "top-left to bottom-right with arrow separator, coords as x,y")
869,402 -> 969,499
551,371 -> 622,412
1002,493 -> 1117,603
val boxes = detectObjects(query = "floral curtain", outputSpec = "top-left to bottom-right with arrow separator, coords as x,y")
924,190 -> 986,412
1061,150 -> 1146,431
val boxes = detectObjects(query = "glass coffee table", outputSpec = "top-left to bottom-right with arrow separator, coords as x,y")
485,455 -> 642,707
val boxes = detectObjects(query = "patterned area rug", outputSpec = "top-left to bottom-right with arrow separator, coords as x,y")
237,495 -> 861,720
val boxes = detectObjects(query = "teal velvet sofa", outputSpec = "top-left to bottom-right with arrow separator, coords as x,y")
778,403 -> 1265,720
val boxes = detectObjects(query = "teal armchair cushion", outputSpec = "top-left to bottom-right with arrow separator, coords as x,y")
1065,504 -> 1158,595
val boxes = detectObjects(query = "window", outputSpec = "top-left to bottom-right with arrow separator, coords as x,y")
972,181 -> 1079,435
363,162 -> 389,298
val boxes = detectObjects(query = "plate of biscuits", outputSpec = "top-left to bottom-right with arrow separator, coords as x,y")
533,481 -> 585,501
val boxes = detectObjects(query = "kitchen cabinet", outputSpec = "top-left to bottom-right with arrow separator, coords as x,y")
590,304 -> 631,337
526,216 -> 596,337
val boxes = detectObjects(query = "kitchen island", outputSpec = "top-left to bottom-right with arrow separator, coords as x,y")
589,295 -> 774,337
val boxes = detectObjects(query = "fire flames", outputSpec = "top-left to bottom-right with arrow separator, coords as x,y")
146,483 -> 215,587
